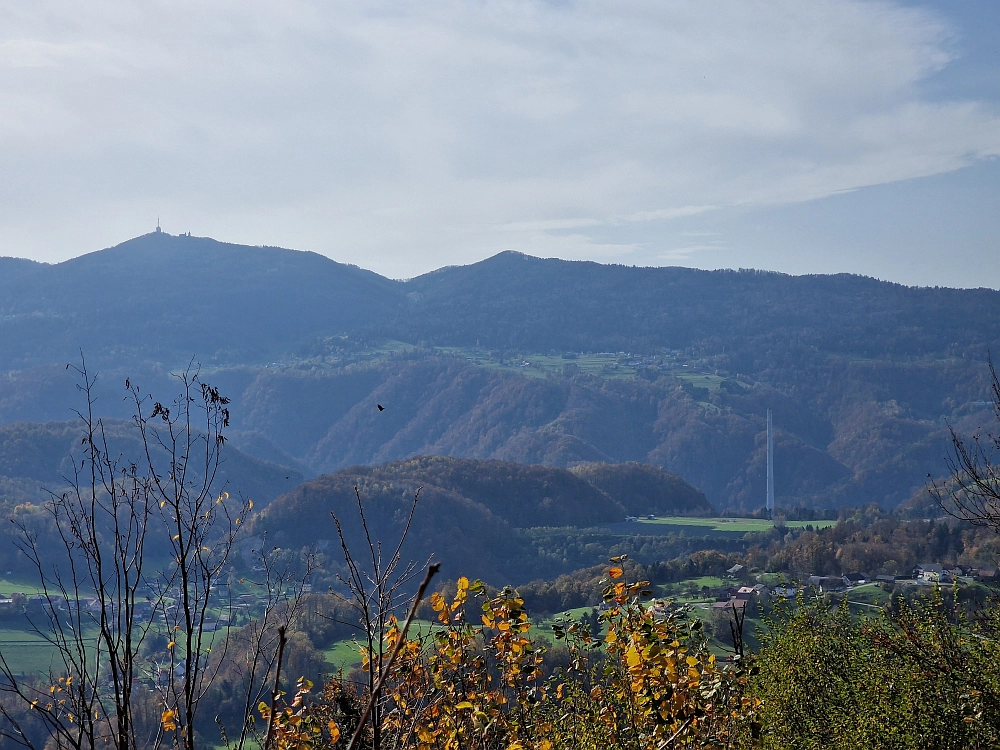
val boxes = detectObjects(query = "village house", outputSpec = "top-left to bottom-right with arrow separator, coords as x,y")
975,568 -> 998,583
808,575 -> 847,592
915,564 -> 952,583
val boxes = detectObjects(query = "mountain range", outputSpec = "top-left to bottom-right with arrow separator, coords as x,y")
1,231 -> 998,512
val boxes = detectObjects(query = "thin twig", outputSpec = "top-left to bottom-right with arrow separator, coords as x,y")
262,626 -> 288,750
346,563 -> 441,750
664,717 -> 693,747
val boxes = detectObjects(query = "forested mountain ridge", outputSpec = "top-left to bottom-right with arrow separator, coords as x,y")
0,233 -> 404,370
0,233 -> 998,511
2,235 -> 998,370
393,250 -> 1000,358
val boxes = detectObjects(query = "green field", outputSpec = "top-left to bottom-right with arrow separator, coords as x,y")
480,353 -> 635,380
675,373 -> 726,390
677,576 -> 729,589
0,627 -> 96,674
0,578 -> 51,597
632,517 -> 836,534
843,583 -> 890,608
324,638 -> 364,672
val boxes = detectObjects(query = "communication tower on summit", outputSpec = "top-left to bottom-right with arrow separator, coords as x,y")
766,408 -> 775,518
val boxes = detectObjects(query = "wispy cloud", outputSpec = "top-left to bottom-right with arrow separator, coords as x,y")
0,1 -> 995,277
659,242 -> 727,263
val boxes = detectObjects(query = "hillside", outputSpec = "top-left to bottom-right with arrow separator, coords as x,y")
206,356 -> 968,510
0,419 -> 303,507
395,251 -> 1000,358
0,233 -> 405,370
569,462 -> 713,517
249,455 -> 710,582
1,234 -> 999,511
0,418 -> 306,577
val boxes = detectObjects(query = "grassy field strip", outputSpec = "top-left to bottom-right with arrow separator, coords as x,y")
0,628 -> 96,674
635,517 -> 837,533
0,578 -> 51,596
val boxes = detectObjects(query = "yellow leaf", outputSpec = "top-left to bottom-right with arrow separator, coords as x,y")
608,567 -> 624,579
457,576 -> 469,591
161,708 -> 177,731
167,641 -> 176,649
417,727 -> 435,743
328,722 -> 340,742
456,701 -> 474,710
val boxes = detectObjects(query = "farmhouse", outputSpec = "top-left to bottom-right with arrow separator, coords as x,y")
976,568 -> 998,583
808,575 -> 847,592
915,564 -> 952,583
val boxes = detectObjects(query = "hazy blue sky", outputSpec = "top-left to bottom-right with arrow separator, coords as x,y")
1,1 -> 997,287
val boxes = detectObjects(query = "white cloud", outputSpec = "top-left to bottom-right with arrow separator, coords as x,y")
0,0 -> 996,277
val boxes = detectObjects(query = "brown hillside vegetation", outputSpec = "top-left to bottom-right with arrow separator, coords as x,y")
209,353 -> 981,511
252,466 -> 531,583
570,461 -> 713,516
0,418 -> 302,504
253,456 -> 712,583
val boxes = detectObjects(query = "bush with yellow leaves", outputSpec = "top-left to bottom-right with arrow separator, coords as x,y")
272,557 -> 756,750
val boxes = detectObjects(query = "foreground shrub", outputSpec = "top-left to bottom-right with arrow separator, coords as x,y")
743,590 -> 1000,749
262,560 -> 755,749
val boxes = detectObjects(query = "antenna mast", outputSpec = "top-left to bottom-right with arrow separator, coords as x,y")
766,408 -> 775,518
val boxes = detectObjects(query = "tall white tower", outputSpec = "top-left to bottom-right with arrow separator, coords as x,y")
766,408 -> 775,517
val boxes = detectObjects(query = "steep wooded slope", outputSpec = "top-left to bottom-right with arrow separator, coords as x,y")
218,357 -> 954,510
569,462 -> 713,517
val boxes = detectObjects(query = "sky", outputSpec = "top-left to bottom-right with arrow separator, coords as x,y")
0,0 -> 998,287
